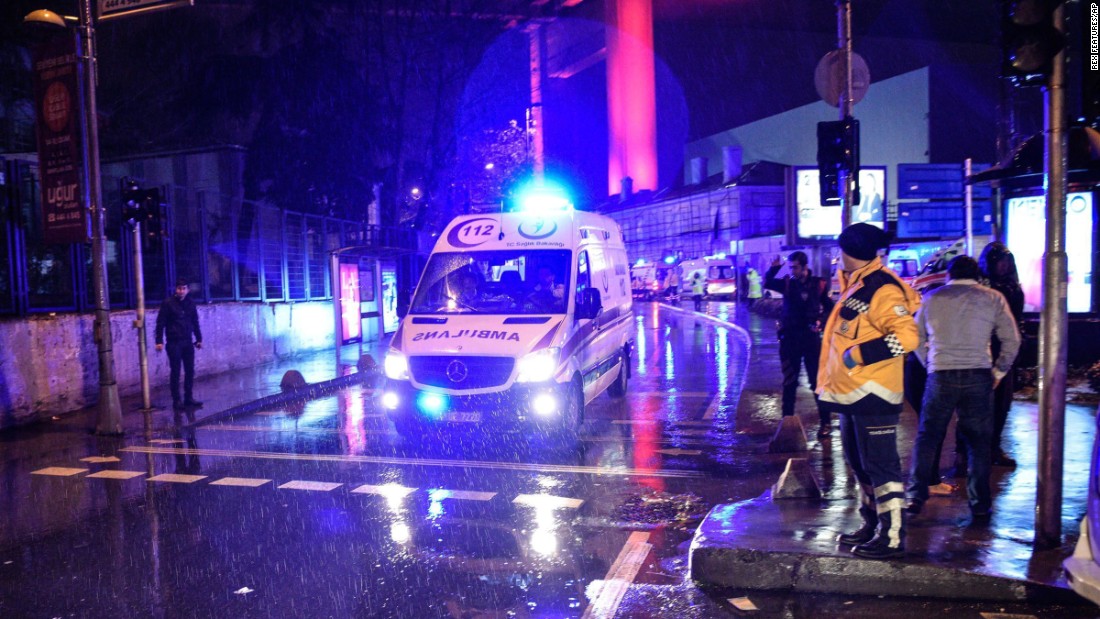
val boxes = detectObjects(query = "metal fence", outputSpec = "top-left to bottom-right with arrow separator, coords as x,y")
0,158 -> 416,315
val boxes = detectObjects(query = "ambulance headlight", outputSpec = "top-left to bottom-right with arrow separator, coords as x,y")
384,350 -> 410,380
516,347 -> 560,383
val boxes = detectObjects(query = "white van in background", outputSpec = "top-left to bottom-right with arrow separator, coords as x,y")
380,205 -> 635,439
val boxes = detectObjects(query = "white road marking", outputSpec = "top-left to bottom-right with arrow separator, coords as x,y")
148,473 -> 207,484
86,470 -> 146,480
149,439 -> 185,445
31,467 -> 88,477
582,531 -> 652,619
428,489 -> 496,501
80,456 -> 121,463
210,477 -> 272,487
207,424 -> 389,435
702,394 -> 720,420
279,480 -> 342,492
513,494 -> 584,510
121,446 -> 704,479
351,483 -> 416,498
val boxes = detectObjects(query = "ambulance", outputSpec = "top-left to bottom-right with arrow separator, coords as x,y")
380,192 -> 635,439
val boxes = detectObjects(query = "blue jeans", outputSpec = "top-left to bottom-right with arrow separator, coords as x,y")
909,368 -> 994,513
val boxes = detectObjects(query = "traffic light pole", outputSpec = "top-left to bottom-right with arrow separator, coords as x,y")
1036,3 -> 1068,551
79,0 -> 123,434
132,222 -> 152,412
837,0 -> 857,228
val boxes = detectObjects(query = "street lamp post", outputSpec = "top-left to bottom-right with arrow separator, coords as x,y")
26,1 -> 124,434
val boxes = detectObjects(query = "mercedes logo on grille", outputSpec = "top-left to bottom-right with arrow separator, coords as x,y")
446,359 -> 469,383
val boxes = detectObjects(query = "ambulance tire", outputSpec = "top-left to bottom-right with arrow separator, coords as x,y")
608,349 -> 629,398
561,376 -> 584,438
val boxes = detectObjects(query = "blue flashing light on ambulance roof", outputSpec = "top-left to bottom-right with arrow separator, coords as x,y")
663,256 -> 676,265
509,179 -> 574,213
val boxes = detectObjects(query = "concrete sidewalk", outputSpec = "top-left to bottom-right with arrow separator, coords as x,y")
25,340 -> 389,438
680,298 -> 1093,603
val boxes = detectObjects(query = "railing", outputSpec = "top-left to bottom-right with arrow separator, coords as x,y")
0,158 -> 417,315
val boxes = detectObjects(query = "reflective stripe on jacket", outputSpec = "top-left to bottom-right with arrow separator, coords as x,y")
816,258 -> 921,408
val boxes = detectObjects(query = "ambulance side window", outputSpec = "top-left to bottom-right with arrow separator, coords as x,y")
577,251 -> 591,293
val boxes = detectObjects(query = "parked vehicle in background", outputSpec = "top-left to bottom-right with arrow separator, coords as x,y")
630,261 -> 673,301
911,238 -> 967,294
680,255 -> 737,300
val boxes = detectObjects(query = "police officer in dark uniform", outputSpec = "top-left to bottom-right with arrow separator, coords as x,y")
155,277 -> 203,407
765,251 -> 833,437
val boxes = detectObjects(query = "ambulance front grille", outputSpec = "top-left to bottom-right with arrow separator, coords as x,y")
408,356 -> 515,389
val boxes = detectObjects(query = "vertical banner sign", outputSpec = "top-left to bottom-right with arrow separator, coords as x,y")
33,34 -> 89,244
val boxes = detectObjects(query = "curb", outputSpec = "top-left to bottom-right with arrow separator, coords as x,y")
190,370 -> 378,428
689,496 -> 1082,603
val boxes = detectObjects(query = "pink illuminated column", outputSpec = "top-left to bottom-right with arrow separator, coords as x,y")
605,0 -> 658,195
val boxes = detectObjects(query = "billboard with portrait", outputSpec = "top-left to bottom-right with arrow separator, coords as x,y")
1006,191 -> 1094,313
794,167 -> 887,240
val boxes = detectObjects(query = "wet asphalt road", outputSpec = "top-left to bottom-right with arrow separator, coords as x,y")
2,303 -> 1098,618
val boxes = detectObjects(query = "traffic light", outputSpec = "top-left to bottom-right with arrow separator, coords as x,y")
119,178 -> 166,242
817,117 -> 859,205
121,178 -> 143,222
1001,0 -> 1065,87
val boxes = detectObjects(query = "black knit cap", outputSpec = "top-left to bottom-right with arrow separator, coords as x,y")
175,277 -> 189,287
838,223 -> 889,261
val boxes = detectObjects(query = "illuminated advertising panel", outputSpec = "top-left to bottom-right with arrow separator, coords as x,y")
795,167 -> 886,240
338,263 -> 362,343
382,267 -> 399,334
1006,192 -> 1094,313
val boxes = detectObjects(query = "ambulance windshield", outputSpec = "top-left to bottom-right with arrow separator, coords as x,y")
411,249 -> 572,315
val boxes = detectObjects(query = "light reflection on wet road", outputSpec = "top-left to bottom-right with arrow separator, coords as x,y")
1,303 -> 765,618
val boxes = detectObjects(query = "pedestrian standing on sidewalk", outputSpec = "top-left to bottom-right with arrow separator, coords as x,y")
764,251 -> 833,438
818,223 -> 920,559
691,272 -> 705,312
155,277 -> 204,408
906,256 -> 1020,524
977,242 -> 1025,468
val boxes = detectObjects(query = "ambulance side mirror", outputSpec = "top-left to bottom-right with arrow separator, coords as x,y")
576,288 -> 602,321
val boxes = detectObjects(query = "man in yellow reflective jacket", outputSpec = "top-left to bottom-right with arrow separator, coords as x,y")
818,223 -> 921,559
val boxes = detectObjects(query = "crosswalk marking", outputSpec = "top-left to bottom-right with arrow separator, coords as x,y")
31,467 -> 88,477
279,481 -> 342,492
513,494 -> 584,510
149,439 -> 185,445
86,470 -> 146,480
351,483 -> 416,498
148,474 -> 207,484
80,456 -> 120,463
583,531 -> 652,619
703,394 -> 720,419
429,489 -> 496,501
121,446 -> 704,478
210,477 -> 271,487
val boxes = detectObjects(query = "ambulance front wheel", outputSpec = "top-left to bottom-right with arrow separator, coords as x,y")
561,376 -> 584,437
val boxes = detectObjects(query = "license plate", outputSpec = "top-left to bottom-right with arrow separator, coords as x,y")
441,412 -> 481,423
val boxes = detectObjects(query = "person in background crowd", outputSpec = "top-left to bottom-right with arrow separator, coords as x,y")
765,251 -> 833,438
907,256 -> 1020,525
978,242 -> 1025,469
155,277 -> 204,408
746,265 -> 763,307
819,223 -> 920,559
667,265 -> 681,301
691,272 -> 706,312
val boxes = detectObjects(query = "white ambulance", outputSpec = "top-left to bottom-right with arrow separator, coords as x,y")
380,202 -> 635,439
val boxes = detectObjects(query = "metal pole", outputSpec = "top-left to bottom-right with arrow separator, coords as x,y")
837,0 -> 856,228
79,0 -> 122,434
331,252 -> 342,371
964,158 -> 973,256
132,222 -> 151,410
1036,3 -> 1068,550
